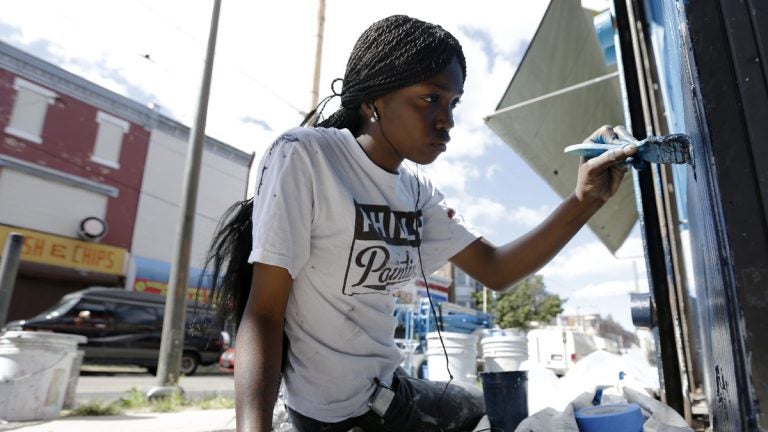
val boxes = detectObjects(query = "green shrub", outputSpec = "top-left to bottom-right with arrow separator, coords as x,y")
150,391 -> 187,413
70,389 -> 235,416
68,400 -> 123,416
196,394 -> 236,410
118,387 -> 148,409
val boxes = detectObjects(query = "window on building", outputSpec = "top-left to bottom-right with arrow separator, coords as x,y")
91,111 -> 129,169
4,77 -> 57,144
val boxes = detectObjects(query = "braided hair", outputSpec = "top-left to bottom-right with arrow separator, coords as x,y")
204,15 -> 466,329
318,14 -> 466,134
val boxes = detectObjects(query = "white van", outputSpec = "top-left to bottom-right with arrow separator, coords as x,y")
526,327 -> 597,375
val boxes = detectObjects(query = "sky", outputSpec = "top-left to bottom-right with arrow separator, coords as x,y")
0,0 -> 650,331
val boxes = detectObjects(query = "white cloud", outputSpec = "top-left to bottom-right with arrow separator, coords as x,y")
442,125 -> 496,159
448,195 -> 551,239
422,160 -> 481,194
507,205 -> 551,227
563,281 -> 634,330
536,232 -> 648,330
540,238 -> 647,279
460,196 -> 512,226
613,235 -> 646,260
571,280 -> 647,299
486,164 -> 501,181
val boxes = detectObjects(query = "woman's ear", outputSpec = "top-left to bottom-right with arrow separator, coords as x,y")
360,100 -> 375,119
360,100 -> 381,124
370,104 -> 380,121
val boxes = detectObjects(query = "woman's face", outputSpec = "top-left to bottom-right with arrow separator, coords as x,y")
359,56 -> 464,170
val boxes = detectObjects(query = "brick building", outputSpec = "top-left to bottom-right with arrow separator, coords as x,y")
0,41 -> 251,320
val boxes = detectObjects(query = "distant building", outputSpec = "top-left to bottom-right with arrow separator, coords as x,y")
452,266 -> 483,308
560,313 -> 638,349
395,262 -> 484,310
561,313 -> 602,334
0,41 -> 251,320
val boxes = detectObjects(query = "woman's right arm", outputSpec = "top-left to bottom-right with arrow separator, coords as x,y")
235,262 -> 293,432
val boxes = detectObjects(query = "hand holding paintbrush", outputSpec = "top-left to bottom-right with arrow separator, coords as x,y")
565,125 -> 692,169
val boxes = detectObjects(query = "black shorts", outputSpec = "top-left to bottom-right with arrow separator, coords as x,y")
287,370 -> 486,432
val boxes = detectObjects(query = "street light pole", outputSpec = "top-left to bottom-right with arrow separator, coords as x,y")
309,0 -> 326,111
149,0 -> 222,398
0,232 -> 23,326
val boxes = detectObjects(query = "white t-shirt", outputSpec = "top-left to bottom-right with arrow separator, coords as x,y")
248,127 -> 479,422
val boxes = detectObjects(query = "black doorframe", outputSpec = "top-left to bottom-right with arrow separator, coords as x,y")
615,0 -> 768,429
682,0 -> 768,430
612,0 -> 686,417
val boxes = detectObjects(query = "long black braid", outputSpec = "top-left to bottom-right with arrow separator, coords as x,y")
203,14 -> 466,331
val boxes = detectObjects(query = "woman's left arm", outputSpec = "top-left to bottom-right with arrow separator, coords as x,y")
451,126 -> 637,292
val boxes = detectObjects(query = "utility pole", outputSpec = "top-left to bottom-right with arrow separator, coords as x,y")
632,259 -> 640,292
0,232 -> 23,326
148,0 -> 221,398
309,0 -> 326,111
482,286 -> 487,313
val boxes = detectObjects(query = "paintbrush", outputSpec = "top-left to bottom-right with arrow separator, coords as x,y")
564,134 -> 692,165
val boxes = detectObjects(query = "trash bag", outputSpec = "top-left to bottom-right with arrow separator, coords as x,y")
509,389 -> 694,432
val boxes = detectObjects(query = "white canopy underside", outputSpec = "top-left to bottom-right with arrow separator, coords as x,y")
485,0 -> 635,253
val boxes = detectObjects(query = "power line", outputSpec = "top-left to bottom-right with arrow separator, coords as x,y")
7,3 -> 307,128
133,1 -> 306,117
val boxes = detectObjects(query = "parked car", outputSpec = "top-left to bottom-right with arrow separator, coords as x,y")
2,287 -> 226,375
219,347 -> 235,373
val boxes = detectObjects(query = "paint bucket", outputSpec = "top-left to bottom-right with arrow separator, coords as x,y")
63,349 -> 85,409
425,331 -> 477,384
0,331 -> 86,421
481,334 -> 528,372
481,370 -> 528,432
575,403 -> 644,432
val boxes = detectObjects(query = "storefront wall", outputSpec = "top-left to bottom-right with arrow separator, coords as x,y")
637,0 -> 768,429
0,224 -> 127,321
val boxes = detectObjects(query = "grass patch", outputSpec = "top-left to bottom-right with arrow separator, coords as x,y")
118,387 -> 148,409
150,390 -> 188,413
67,400 -> 123,417
196,394 -> 236,410
70,389 -> 235,416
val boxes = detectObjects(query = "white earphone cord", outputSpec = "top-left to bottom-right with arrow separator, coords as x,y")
411,164 -> 453,400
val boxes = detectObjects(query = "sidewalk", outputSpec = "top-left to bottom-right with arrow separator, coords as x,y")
0,409 -> 236,432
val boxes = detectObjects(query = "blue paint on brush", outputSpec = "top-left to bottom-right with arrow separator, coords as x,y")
564,134 -> 692,165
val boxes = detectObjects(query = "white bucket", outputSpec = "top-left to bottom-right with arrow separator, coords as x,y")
0,331 -> 87,421
425,332 -> 477,384
482,334 -> 529,372
63,350 -> 85,409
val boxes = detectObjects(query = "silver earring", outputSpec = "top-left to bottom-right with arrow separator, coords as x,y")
370,116 -> 377,123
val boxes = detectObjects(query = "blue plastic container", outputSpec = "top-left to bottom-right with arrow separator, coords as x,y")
575,403 -> 644,432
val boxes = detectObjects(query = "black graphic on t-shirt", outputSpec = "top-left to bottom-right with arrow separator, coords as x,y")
342,202 -> 423,295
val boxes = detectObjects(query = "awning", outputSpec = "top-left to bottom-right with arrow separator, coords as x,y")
485,0 -> 635,253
